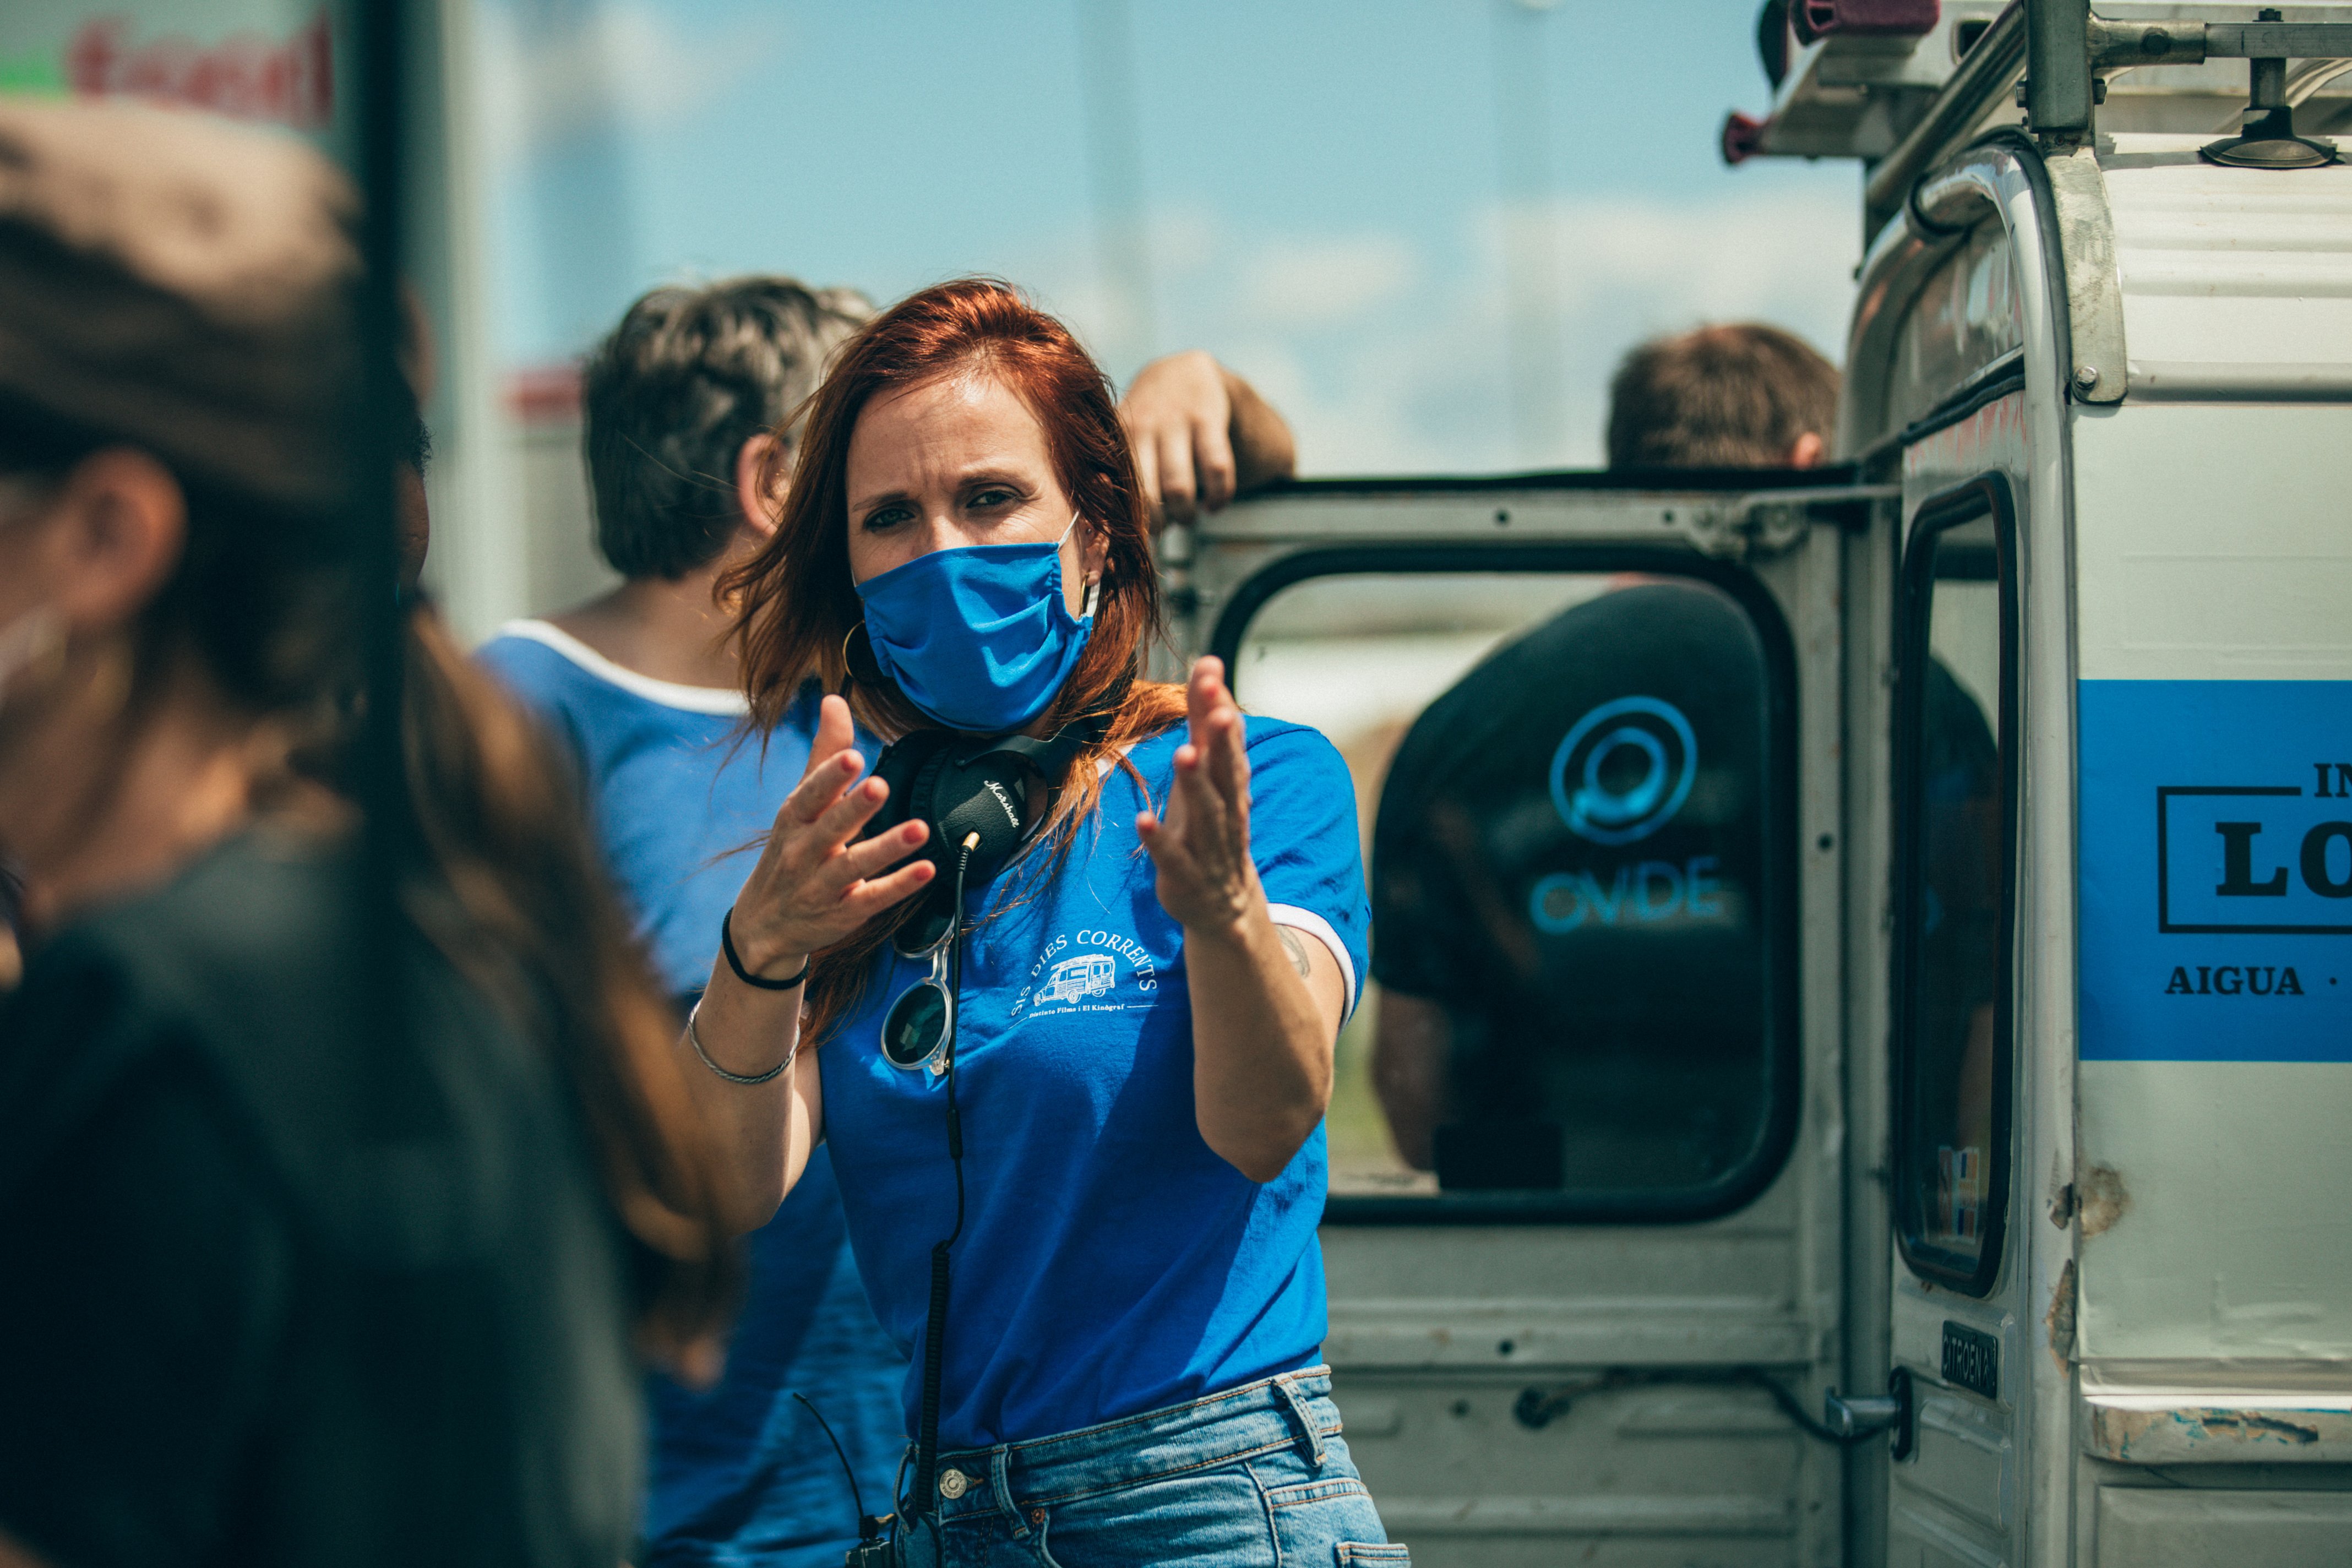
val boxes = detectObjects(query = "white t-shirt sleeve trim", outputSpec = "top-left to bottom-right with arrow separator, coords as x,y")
1265,903 -> 1359,1021
489,619 -> 750,717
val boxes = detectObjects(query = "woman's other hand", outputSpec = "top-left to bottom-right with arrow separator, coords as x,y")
728,694 -> 935,979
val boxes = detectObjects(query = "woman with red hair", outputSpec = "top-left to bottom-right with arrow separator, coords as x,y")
682,280 -> 1402,1565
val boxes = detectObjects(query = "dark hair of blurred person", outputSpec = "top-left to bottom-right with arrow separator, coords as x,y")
0,100 -> 734,1568
395,394 -> 432,592
1604,322 -> 1836,470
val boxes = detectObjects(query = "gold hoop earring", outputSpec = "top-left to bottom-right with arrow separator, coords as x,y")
841,619 -> 885,688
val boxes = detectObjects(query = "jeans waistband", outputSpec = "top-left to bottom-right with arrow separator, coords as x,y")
927,1366 -> 1339,1518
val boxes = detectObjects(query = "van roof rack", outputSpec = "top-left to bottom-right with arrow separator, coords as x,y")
1724,2 -> 2352,233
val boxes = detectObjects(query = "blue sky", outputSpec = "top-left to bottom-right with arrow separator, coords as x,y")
481,0 -> 1863,472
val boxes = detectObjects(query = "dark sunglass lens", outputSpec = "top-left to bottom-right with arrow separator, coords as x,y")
893,904 -> 953,959
881,984 -> 948,1067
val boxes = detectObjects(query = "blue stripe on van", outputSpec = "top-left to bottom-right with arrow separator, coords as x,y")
2079,679 -> 2352,1061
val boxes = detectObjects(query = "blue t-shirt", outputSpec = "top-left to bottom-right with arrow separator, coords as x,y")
476,619 -> 906,1567
475,619 -> 802,996
824,716 -> 1369,1451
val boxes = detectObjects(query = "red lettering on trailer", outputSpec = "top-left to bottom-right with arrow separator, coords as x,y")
67,9 -> 334,132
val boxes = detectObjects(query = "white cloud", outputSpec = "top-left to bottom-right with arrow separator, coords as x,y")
476,2 -> 788,162
1490,189 -> 1860,333
1217,185 -> 1861,475
1240,235 -> 1420,327
976,182 -> 1859,479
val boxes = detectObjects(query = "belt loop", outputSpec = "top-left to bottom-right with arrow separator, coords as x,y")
1275,1373 -> 1327,1469
991,1444 -> 1028,1538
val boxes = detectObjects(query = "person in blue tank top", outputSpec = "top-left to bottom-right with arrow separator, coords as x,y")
683,279 -> 1402,1567
477,279 -> 906,1568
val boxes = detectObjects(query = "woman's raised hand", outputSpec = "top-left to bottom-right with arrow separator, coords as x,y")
726,694 -> 934,980
1137,657 -> 1259,933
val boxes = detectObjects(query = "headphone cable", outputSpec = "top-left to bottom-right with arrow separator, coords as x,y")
908,832 -> 976,1523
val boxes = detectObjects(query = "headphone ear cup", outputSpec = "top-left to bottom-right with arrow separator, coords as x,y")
929,754 -> 1031,884
859,731 -> 945,849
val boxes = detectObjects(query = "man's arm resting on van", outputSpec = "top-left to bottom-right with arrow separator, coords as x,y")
1120,350 -> 1296,523
684,694 -> 935,1232
1373,990 -> 1451,1172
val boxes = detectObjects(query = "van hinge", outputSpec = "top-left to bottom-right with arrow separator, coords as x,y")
1688,485 -> 1900,562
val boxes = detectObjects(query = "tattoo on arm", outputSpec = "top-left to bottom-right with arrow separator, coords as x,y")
1276,925 -> 1313,978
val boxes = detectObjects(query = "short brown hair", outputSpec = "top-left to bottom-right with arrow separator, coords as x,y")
1605,323 -> 1838,469
584,276 -> 870,580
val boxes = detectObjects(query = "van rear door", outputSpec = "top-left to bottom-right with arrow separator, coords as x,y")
1176,472 -> 1885,1566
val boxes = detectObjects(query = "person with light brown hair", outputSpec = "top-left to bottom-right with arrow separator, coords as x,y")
0,100 -> 731,1568
1604,320 -> 1837,471
681,278 -> 1398,1564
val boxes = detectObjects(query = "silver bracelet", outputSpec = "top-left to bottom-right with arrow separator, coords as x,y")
686,1000 -> 797,1086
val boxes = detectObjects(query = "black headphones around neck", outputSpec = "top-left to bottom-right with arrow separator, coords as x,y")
856,715 -> 1109,933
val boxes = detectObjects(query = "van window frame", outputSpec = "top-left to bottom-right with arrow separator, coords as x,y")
1208,542 -> 1801,1226
1890,474 -> 2021,1295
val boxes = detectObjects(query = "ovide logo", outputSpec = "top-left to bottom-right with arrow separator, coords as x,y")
1529,696 -> 1726,937
1550,696 -> 1697,846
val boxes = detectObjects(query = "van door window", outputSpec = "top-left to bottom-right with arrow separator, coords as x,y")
1886,221 -> 2023,433
1219,561 -> 1798,1221
1892,480 -> 2017,1292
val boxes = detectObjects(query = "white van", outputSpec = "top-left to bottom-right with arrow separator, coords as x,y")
1180,5 -> 2352,1564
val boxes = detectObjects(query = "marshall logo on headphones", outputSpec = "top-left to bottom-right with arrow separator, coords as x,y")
1550,696 -> 1698,846
982,777 -> 1020,830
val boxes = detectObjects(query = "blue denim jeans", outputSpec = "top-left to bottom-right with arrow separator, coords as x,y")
891,1366 -> 1406,1567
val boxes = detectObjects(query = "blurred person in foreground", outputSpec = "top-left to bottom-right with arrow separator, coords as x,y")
0,100 -> 734,1568
1370,323 -> 1837,1180
476,279 -> 1296,1566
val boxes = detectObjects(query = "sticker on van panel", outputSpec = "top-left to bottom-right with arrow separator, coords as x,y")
2079,679 -> 2352,1061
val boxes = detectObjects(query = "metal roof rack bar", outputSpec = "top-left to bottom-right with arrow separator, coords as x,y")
2090,15 -> 2352,67
1864,2 -> 2027,235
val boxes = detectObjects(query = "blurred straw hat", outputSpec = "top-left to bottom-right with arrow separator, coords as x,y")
0,98 -> 364,510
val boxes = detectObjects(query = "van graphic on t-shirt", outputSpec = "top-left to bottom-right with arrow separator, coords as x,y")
1038,952 -> 1117,1005
1010,929 -> 1161,1020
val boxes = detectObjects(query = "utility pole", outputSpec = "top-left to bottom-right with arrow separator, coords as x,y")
1493,0 -> 1567,467
1076,0 -> 1157,381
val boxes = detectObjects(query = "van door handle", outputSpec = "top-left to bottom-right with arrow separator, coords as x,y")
1823,1367 -> 1915,1457
1822,1391 -> 1901,1435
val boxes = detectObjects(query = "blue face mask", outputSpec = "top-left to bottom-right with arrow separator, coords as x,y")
854,515 -> 1096,734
